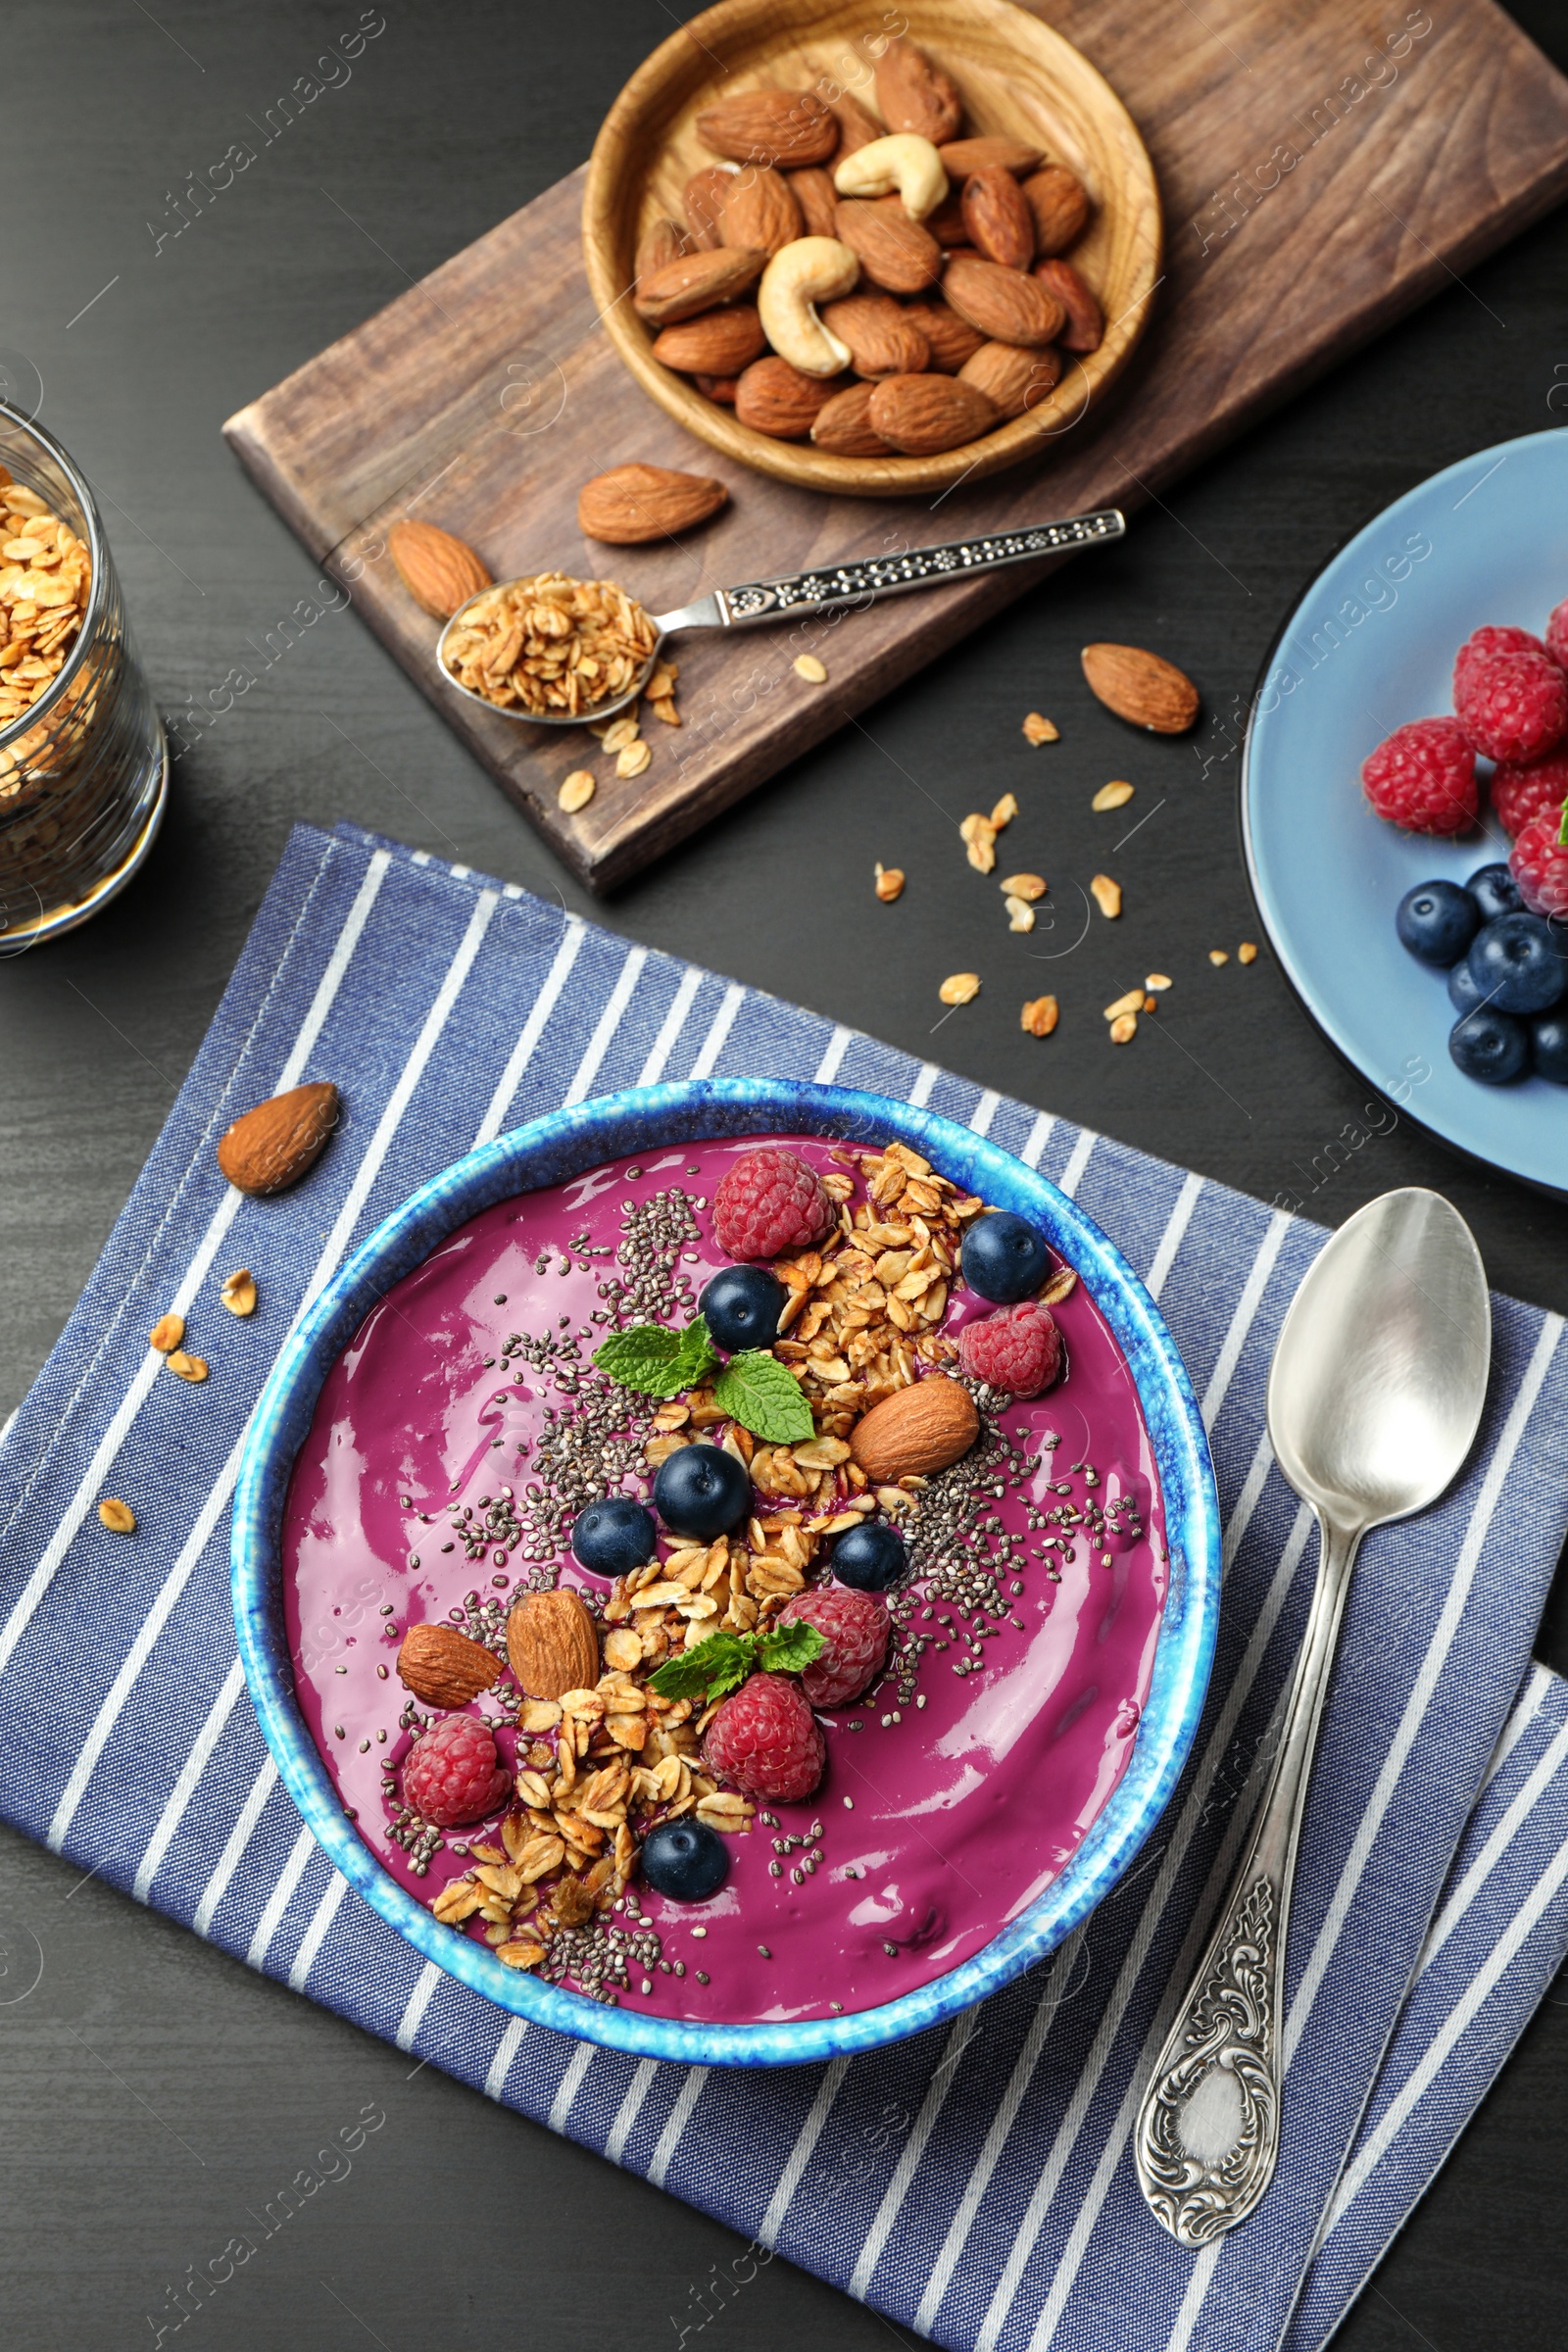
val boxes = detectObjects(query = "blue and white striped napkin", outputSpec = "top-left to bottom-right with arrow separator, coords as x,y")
3,818 -> 1567,2352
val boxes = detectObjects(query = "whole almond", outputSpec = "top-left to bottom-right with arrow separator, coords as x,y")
651,304 -> 766,374
697,88 -> 838,168
834,196 -> 942,294
635,216 -> 689,286
901,299 -> 985,372
1022,165 -> 1091,256
695,372 -> 739,404
943,253 -> 1064,347
387,521 -> 491,620
788,165 -> 841,240
809,381 -> 895,457
507,1589 -> 599,1700
924,186 -> 970,247
819,292 -> 930,378
577,464 -> 729,545
632,246 -> 764,326
217,1081 -> 339,1197
938,136 -> 1042,178
874,38 -> 962,143
718,164 -> 803,256
397,1623 -> 504,1710
826,87 -> 883,157
1082,643 -> 1200,733
850,1374 -> 978,1483
683,165 -> 737,249
734,354 -> 845,439
962,167 -> 1036,270
1032,257 -> 1102,352
958,339 -> 1063,418
867,372 -> 999,455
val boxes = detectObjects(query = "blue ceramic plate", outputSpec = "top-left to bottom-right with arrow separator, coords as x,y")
1244,427 -> 1568,1196
232,1080 -> 1220,2068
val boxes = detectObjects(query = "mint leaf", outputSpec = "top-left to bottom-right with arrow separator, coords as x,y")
758,1620 -> 825,1675
648,1631 -> 753,1701
594,1316 -> 716,1399
713,1348 -> 815,1444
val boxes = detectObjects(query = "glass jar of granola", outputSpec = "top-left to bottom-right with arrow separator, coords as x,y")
0,404 -> 167,949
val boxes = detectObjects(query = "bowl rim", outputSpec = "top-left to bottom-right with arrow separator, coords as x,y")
231,1079 -> 1220,2067
581,0 -> 1163,499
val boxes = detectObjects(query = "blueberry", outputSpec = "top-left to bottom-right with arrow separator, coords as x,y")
700,1264 -> 786,1353
960,1210 -> 1052,1304
831,1519 -> 907,1592
1468,912 -> 1566,1014
1447,955 -> 1487,1015
1396,879 -> 1479,967
1467,862 -> 1523,922
653,1443 -> 752,1538
1449,1007 -> 1529,1084
571,1495 -> 657,1579
641,1819 -> 730,1902
1532,1010 -> 1568,1082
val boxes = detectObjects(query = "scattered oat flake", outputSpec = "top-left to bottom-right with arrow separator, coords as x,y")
1001,872 -> 1046,901
1109,1012 -> 1138,1044
601,716 -> 640,754
98,1498 -> 136,1534
1090,874 -> 1122,918
959,813 -> 998,873
1239,941 -> 1258,963
149,1312 -> 184,1354
616,739 -> 653,779
1209,949 -> 1230,965
1004,896 -> 1035,932
939,972 -> 981,1006
1103,988 -> 1145,1020
874,862 -> 905,903
165,1350 -> 209,1383
1021,995 -> 1058,1037
649,696 -> 681,726
1145,972 -> 1172,992
558,768 -> 596,812
1093,780 -> 1134,811
1022,712 -> 1058,744
646,663 -> 677,700
794,654 -> 828,683
220,1270 -> 257,1316
990,792 -> 1018,827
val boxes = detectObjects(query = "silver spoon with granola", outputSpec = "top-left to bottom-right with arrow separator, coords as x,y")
436,506 -> 1124,726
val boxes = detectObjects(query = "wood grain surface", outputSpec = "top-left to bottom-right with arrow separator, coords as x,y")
223,0 -> 1568,893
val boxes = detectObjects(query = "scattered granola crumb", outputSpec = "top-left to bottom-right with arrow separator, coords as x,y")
1238,941 -> 1258,964
649,696 -> 680,725
1021,995 -> 1058,1037
616,739 -> 652,780
149,1312 -> 184,1354
959,812 -> 998,873
794,653 -> 828,683
1103,988 -> 1144,1020
939,972 -> 981,1005
1004,895 -> 1035,932
1001,873 -> 1046,902
165,1350 -> 209,1383
1145,972 -> 1172,992
1090,874 -> 1122,918
874,862 -> 906,903
98,1498 -> 136,1534
601,715 -> 640,755
991,793 -> 1018,827
1022,712 -> 1058,745
558,769 -> 596,812
1092,780 -> 1134,810
220,1270 -> 258,1317
1144,994 -> 1158,1013
1209,949 -> 1230,965
1109,1012 -> 1138,1044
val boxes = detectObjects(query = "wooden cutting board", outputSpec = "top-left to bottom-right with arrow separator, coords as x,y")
224,0 -> 1568,893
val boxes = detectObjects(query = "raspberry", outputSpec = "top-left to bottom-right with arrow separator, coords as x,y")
1492,753 -> 1568,839
1454,649 -> 1568,763
703,1671 -> 825,1803
1360,718 -> 1478,836
779,1586 -> 890,1708
1547,600 -> 1568,671
712,1147 -> 833,1260
1509,810 -> 1568,918
402,1713 -> 510,1827
1453,624 -> 1545,701
957,1299 -> 1063,1396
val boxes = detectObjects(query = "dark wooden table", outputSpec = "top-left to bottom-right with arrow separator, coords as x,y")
4,4 -> 1568,2345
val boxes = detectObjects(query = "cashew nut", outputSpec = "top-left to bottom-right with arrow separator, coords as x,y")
758,236 -> 861,376
832,132 -> 949,221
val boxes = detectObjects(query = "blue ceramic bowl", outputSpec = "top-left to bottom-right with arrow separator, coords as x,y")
232,1080 -> 1220,2067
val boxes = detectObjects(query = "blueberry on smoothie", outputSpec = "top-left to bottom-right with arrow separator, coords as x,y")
1449,1006 -> 1529,1084
571,1495 -> 657,1579
960,1210 -> 1052,1304
653,1443 -> 751,1538
641,1819 -> 731,1901
830,1519 -> 907,1592
1395,879 -> 1478,967
1468,912 -> 1566,1015
700,1264 -> 786,1353
1467,862 -> 1523,923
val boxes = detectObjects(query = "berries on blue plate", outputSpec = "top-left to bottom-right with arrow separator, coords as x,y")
1467,862 -> 1523,923
571,1495 -> 657,1579
1395,879 -> 1479,967
1468,912 -> 1566,1014
1532,1010 -> 1568,1082
699,1264 -> 786,1353
830,1518 -> 907,1592
1449,1007 -> 1529,1084
653,1443 -> 751,1538
960,1210 -> 1052,1304
640,1819 -> 730,1902
1447,955 -> 1486,1015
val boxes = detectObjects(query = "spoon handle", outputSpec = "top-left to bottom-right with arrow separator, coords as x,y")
1133,1512 -> 1362,2246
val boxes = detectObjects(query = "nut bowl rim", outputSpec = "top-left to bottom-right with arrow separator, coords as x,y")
581,0 -> 1163,499
231,1079 -> 1220,2067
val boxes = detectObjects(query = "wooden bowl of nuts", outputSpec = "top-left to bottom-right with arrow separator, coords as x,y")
582,0 -> 1161,497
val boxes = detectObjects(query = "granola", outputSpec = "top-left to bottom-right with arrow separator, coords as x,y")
440,572 -> 658,718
